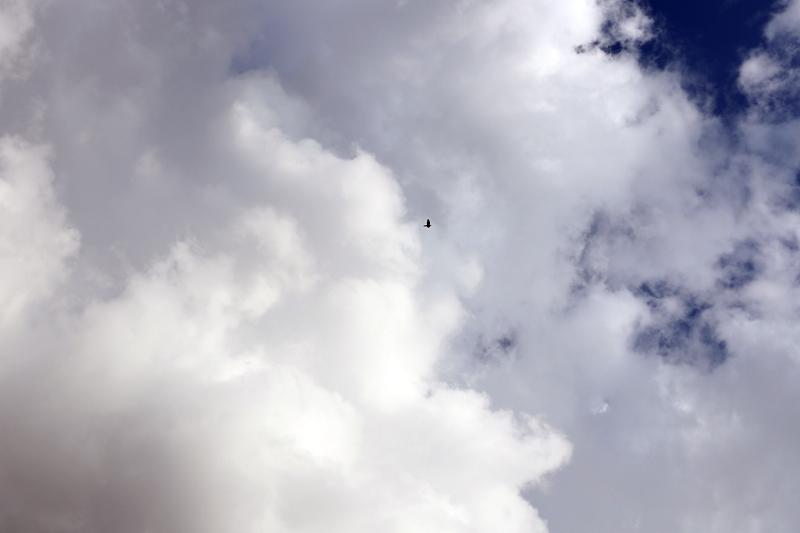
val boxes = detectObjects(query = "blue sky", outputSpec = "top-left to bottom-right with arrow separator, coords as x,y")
638,0 -> 781,114
1,0 -> 800,532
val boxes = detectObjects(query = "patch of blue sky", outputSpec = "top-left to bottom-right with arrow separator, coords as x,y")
632,294 -> 729,368
598,0 -> 784,117
715,238 -> 762,290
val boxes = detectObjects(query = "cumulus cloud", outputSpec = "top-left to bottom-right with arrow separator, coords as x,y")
0,3 -> 575,530
5,0 -> 800,531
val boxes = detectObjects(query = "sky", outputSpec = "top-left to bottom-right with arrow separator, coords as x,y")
1,0 -> 800,531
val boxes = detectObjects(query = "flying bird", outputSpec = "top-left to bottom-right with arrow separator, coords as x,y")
424,219 -> 431,228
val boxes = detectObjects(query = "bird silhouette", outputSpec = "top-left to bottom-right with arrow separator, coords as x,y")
424,219 -> 431,228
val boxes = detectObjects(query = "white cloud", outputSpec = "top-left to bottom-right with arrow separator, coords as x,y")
0,13 -> 572,529
765,0 -> 800,39
0,136 -> 78,326
738,0 -> 800,120
4,0 -> 800,531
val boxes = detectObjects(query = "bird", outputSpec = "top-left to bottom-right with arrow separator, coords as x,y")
424,219 -> 431,228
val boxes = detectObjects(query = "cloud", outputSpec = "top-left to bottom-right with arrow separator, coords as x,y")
738,0 -> 800,120
5,0 -> 800,531
0,136 -> 78,325
0,9 -> 572,529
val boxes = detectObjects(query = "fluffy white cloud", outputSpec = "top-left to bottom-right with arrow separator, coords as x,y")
0,13 -> 572,529
0,137 -> 78,326
4,0 -> 800,531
